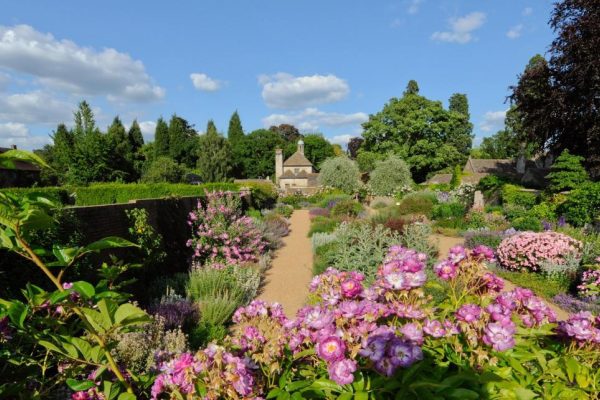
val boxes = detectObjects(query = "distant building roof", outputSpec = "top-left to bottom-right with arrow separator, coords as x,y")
283,151 -> 313,167
0,147 -> 41,172
426,174 -> 452,184
463,158 -> 515,175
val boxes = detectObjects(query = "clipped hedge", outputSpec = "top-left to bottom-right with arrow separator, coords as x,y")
0,187 -> 71,205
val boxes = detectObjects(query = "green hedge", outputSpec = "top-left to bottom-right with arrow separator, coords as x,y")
0,182 -> 278,208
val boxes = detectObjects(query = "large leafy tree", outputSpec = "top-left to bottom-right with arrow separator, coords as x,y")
234,129 -> 286,179
362,81 -> 473,182
347,137 -> 364,159
168,115 -> 198,167
510,0 -> 600,177
196,121 -> 232,182
318,156 -> 362,194
106,116 -> 134,181
227,111 -> 244,143
479,107 -> 533,159
269,124 -> 301,143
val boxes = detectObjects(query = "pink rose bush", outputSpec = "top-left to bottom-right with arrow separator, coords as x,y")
150,244 -> 599,398
496,231 -> 581,272
577,268 -> 600,299
187,191 -> 267,268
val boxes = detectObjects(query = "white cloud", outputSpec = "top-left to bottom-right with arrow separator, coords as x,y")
262,107 -> 367,132
506,24 -> 523,39
331,134 -> 353,146
0,71 -> 9,91
407,0 -> 424,15
0,91 -> 73,124
138,120 -> 156,141
522,7 -> 533,16
480,110 -> 507,132
0,122 -> 28,137
431,12 -> 486,44
259,73 -> 350,109
190,73 -> 222,92
0,24 -> 165,102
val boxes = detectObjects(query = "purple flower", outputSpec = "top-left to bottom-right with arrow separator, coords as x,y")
557,215 -> 566,227
482,322 -> 516,351
471,245 -> 495,262
542,220 -> 552,231
388,340 -> 423,368
317,336 -> 346,362
455,304 -> 482,324
328,358 -> 357,385
482,272 -> 504,292
434,260 -> 457,280
558,312 -> 599,343
400,323 -> 423,345
341,278 -> 363,298
423,319 -> 445,338
448,246 -> 467,264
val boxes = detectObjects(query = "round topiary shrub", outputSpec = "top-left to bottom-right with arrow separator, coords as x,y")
368,155 -> 413,196
497,231 -> 582,272
318,156 -> 362,194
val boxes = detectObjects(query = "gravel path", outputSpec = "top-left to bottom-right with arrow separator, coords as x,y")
258,209 -> 313,317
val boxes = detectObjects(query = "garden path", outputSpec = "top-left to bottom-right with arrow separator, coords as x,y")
258,209 -> 313,317
431,234 -> 569,320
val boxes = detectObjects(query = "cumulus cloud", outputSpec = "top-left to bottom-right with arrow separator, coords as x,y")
407,0 -> 424,15
331,134 -> 353,146
262,108 -> 367,132
506,24 -> 523,39
0,122 -> 28,138
138,120 -> 157,141
0,122 -> 51,150
0,71 -> 9,91
480,110 -> 507,132
259,73 -> 350,109
190,73 -> 221,92
522,7 -> 533,16
0,91 -> 73,124
0,24 -> 165,102
431,12 -> 486,44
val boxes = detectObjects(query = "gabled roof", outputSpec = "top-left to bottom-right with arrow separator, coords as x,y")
463,158 -> 515,175
283,151 -> 313,167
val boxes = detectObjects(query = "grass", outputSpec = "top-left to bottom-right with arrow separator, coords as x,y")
308,216 -> 340,237
492,268 -> 572,301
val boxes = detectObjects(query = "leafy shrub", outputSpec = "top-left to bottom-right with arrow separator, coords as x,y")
313,241 -> 338,276
464,230 -> 510,250
368,155 -> 413,196
528,202 -> 557,221
318,156 -> 362,194
492,268 -> 571,300
556,226 -> 600,264
141,156 -> 185,183
326,222 -> 400,281
511,215 -> 543,232
147,273 -> 189,300
546,149 -> 590,193
243,181 -> 278,209
578,268 -> 600,299
397,194 -> 435,217
0,186 -> 71,205
256,213 -> 290,249
317,193 -> 352,209
383,217 -> 409,234
497,231 -> 582,272
308,216 -> 339,237
112,316 -> 188,374
371,201 -> 389,209
311,232 -> 338,252
558,182 -> 600,226
501,184 -> 538,208
330,199 -> 363,218
356,150 -> 382,173
309,207 -> 330,218
464,210 -> 488,229
187,191 -> 267,267
273,203 -> 293,218
431,202 -> 466,219
279,194 -> 304,209
149,296 -> 199,331
400,223 -> 437,264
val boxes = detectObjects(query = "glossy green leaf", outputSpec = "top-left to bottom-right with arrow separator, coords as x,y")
72,281 -> 95,299
66,378 -> 95,391
7,301 -> 27,328
114,303 -> 149,326
84,237 -> 138,252
117,394 -> 136,400
0,149 -> 50,169
49,290 -> 71,305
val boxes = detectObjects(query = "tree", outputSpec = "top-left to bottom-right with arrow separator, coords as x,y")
128,120 -> 145,180
356,151 -> 383,173
168,115 -> 198,167
269,124 -> 301,143
362,81 -> 473,182
404,80 -> 419,95
233,129 -> 286,178
546,149 -> 590,193
196,122 -> 232,182
511,0 -> 600,177
347,137 -> 364,159
479,106 -> 532,159
106,116 -> 134,181
318,156 -> 362,194
73,100 -> 96,136
227,111 -> 244,143
141,156 -> 185,183
449,93 -> 469,119
154,117 -> 170,158
368,155 -> 413,196
49,123 -> 74,182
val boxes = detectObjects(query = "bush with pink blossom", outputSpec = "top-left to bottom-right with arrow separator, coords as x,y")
496,231 -> 582,272
151,244 -> 599,399
186,190 -> 268,267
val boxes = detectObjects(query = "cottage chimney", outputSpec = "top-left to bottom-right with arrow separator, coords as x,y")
275,148 -> 283,185
298,139 -> 304,155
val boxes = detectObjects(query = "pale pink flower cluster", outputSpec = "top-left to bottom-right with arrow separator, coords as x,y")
497,231 -> 581,272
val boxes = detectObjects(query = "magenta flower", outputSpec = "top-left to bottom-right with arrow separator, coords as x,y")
434,260 -> 457,280
317,336 -> 346,362
471,245 -> 495,262
400,323 -> 423,345
455,304 -> 482,324
328,358 -> 357,385
482,322 -> 516,351
341,278 -> 363,298
448,246 -> 467,264
423,319 -> 446,338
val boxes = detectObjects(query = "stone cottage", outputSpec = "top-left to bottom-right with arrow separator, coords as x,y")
275,140 -> 320,194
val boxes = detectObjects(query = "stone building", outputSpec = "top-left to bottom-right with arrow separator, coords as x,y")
275,140 -> 320,193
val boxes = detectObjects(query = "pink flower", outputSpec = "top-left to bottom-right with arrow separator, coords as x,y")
482,322 -> 516,351
317,336 -> 346,362
328,358 -> 357,385
341,278 -> 363,298
423,319 -> 446,338
455,304 -> 482,324
434,260 -> 457,280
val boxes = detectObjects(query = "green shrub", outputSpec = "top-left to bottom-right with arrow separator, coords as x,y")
368,155 -> 413,196
243,181 -> 278,209
431,202 -> 466,219
279,194 -> 304,209
433,216 -> 468,230
141,156 -> 185,183
546,149 -> 590,193
400,223 -> 437,265
464,230 -> 507,250
317,194 -> 352,209
501,184 -> 538,208
308,216 -> 339,237
330,199 -> 363,218
492,268 -> 571,301
528,202 -> 557,221
397,193 -> 435,217
356,151 -> 383,173
464,211 -> 488,230
477,175 -> 510,196
511,215 -> 543,232
558,182 -> 600,226
0,186 -> 71,205
313,241 -> 339,276
449,165 -> 462,189
318,156 -> 362,194
273,204 -> 294,218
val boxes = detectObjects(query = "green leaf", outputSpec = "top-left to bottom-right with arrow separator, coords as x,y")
308,379 -> 342,393
336,394 -> 353,400
39,340 -> 64,355
267,388 -> 282,399
114,303 -> 149,326
49,290 -> 71,305
7,301 -> 27,328
446,388 -> 479,400
70,338 -> 93,361
117,394 -> 136,400
19,208 -> 54,231
66,378 -> 95,391
72,281 -> 95,299
52,245 -> 80,267
354,392 -> 369,400
514,387 -> 537,400
0,149 -> 50,169
84,237 -> 138,252
286,380 -> 311,392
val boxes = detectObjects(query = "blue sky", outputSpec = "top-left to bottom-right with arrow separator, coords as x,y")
0,0 -> 555,150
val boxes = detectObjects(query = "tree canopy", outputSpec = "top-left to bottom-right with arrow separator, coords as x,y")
233,129 -> 286,179
227,111 -> 244,143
